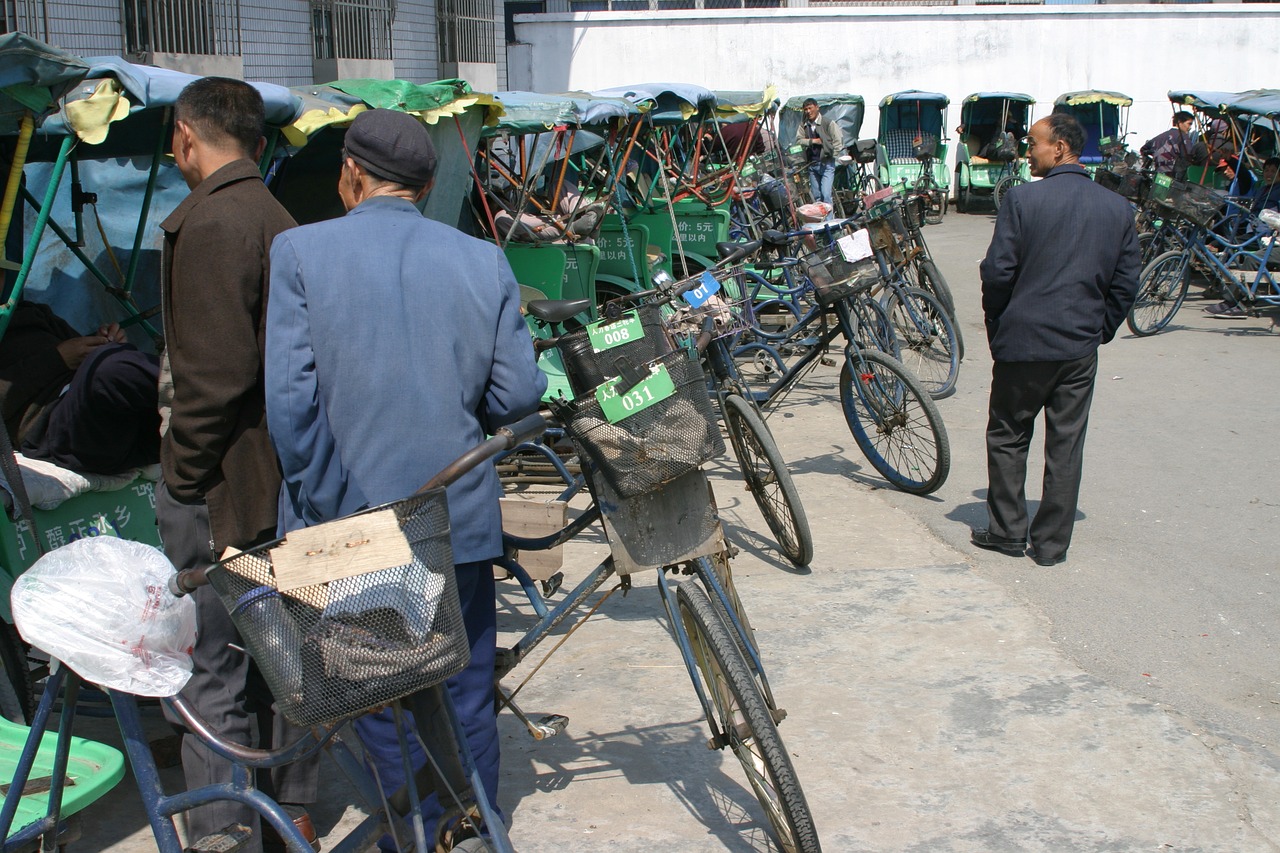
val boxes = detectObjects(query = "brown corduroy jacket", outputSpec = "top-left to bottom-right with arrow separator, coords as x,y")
159,159 -> 296,552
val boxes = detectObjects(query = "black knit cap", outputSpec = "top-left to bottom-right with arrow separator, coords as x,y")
343,108 -> 437,187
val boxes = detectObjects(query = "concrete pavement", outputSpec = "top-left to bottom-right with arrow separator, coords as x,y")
75,219 -> 1280,851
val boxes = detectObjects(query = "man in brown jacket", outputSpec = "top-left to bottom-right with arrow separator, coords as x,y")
156,77 -> 318,852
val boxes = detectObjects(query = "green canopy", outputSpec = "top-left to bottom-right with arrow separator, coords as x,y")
1054,90 -> 1132,108
0,32 -> 89,135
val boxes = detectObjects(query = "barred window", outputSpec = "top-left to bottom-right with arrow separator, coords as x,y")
568,0 -> 778,9
311,0 -> 395,60
120,0 -> 242,56
438,0 -> 495,64
2,0 -> 49,41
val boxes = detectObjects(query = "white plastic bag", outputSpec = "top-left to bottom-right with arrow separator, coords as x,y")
11,538 -> 197,697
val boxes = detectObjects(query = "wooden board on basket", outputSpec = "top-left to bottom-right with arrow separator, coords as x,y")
269,509 -> 411,592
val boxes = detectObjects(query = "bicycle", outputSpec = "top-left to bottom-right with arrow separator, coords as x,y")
908,145 -> 947,225
501,294 -> 823,851
712,223 -> 951,495
1127,176 -> 1280,336
1,416 -> 556,853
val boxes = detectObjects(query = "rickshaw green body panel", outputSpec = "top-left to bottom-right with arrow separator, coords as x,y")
597,219 -> 654,291
877,91 -> 950,193
955,92 -> 1035,193
0,480 -> 160,622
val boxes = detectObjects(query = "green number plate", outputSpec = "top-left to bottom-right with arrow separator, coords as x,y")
595,363 -> 676,423
1155,173 -> 1172,188
586,311 -> 643,353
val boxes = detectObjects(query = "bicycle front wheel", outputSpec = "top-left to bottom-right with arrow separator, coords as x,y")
905,257 -> 963,360
1127,250 -> 1191,337
839,349 -> 950,495
993,175 -> 1025,211
677,583 -> 821,853
723,395 -> 813,567
881,286 -> 960,399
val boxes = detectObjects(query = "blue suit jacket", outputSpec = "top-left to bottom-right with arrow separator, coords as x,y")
266,197 -> 546,563
980,164 -> 1140,363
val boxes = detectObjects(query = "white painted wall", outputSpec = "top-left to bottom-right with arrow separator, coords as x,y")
511,5 -> 1279,153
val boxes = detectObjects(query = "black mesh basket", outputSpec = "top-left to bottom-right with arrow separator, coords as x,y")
801,240 -> 880,305
1150,177 -> 1221,228
557,350 -> 724,498
1095,167 -> 1150,202
556,303 -> 672,397
207,490 -> 468,727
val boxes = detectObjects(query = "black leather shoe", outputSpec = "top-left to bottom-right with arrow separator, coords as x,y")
970,529 -> 1025,555
1028,550 -> 1066,568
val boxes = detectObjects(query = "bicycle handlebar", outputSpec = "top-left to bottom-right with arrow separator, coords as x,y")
168,411 -> 554,598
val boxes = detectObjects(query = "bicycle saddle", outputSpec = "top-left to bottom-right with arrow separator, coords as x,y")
761,230 -> 790,248
716,240 -> 761,263
527,299 -> 591,323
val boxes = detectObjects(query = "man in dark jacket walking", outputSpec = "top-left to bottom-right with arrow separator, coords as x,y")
971,112 -> 1140,567
157,77 -> 318,851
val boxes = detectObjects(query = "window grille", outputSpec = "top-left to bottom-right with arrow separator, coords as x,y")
312,0 -> 394,60
121,0 -> 242,56
2,0 -> 49,41
438,0 -> 496,64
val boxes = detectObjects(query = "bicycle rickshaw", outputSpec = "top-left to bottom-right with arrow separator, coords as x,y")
954,91 -> 1033,214
876,90 -> 949,223
1127,91 -> 1280,335
1165,89 -> 1244,190
1053,90 -> 1132,175
779,93 -> 880,219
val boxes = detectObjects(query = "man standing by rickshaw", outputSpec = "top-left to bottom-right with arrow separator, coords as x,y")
797,98 -> 843,207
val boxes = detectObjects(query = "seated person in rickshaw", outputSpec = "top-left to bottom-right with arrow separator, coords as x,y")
0,299 -> 160,474
1204,156 -> 1280,317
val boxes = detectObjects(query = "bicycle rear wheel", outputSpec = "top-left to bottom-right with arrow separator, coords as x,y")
881,286 -> 960,399
993,175 -> 1024,211
676,583 -> 821,853
722,394 -> 813,567
1127,250 -> 1191,337
839,348 -> 950,495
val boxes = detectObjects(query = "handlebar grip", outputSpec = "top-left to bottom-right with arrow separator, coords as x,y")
169,566 -> 208,598
498,411 -> 553,448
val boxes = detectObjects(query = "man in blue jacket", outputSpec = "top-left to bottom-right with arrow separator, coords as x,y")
266,109 -> 546,841
972,112 -> 1139,567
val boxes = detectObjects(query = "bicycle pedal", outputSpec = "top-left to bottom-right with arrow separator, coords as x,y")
540,572 -> 564,597
186,824 -> 253,853
820,356 -> 836,367
771,707 -> 788,726
531,714 -> 570,740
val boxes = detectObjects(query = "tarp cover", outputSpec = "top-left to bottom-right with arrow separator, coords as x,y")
1167,90 -> 1246,117
879,90 -> 949,109
485,90 -> 636,135
780,94 -> 865,149
712,87 -> 779,119
0,32 -> 88,134
1226,90 -> 1280,120
1054,90 -> 1133,108
592,83 -> 717,123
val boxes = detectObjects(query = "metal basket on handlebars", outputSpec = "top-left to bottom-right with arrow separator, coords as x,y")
206,490 -> 468,727
553,349 -> 724,498
663,268 -> 755,341
1150,176 -> 1221,229
1095,167 -> 1150,203
556,303 -> 673,398
800,239 -> 880,306
784,143 -> 810,171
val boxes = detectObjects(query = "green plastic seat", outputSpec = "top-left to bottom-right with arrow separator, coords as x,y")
0,714 -> 125,839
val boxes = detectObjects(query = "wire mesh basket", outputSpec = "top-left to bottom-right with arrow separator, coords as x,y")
556,303 -> 673,397
1150,176 -> 1222,228
664,268 -> 755,341
801,240 -> 881,305
207,490 -> 468,727
784,143 -> 810,171
554,349 -> 724,498
1095,167 -> 1150,202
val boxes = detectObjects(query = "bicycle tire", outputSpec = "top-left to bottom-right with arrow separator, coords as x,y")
881,286 -> 960,399
839,349 -> 950,495
925,191 -> 945,225
1127,250 -> 1191,337
676,583 -> 821,853
993,175 -> 1024,212
904,258 -> 963,360
849,292 -> 901,360
722,395 -> 813,567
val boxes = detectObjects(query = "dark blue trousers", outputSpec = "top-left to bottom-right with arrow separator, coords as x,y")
353,560 -> 500,846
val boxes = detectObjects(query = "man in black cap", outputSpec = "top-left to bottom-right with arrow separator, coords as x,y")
265,108 -> 545,844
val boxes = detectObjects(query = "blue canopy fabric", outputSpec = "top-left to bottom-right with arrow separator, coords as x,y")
0,32 -> 88,133
963,91 -> 1036,105
593,83 -> 717,123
